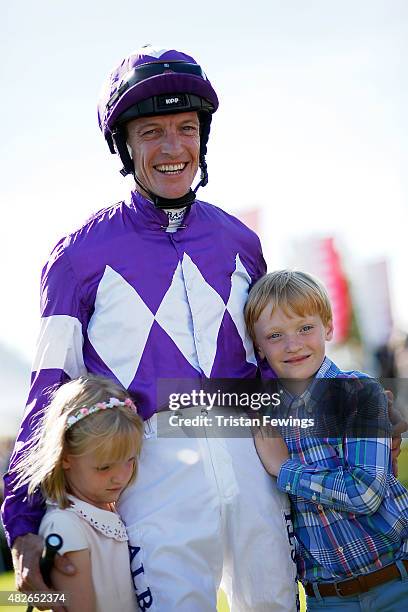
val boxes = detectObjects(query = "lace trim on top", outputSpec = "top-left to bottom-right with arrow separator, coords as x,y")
59,496 -> 128,542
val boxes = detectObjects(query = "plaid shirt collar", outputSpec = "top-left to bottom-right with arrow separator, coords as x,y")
279,356 -> 340,413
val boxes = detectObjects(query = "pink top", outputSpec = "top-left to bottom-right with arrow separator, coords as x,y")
39,495 -> 136,612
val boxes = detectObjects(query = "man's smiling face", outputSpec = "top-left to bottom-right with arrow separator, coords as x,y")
126,111 -> 200,200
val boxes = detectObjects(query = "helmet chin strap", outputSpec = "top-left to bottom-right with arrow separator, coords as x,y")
133,156 -> 208,211
133,174 -> 196,210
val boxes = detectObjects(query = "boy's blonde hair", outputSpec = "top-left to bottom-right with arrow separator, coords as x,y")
12,375 -> 143,509
244,270 -> 333,341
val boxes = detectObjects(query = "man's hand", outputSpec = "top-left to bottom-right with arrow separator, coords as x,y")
253,426 -> 289,477
385,390 -> 408,478
12,533 -> 75,612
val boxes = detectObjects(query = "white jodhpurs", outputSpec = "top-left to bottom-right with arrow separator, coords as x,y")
118,408 -> 298,612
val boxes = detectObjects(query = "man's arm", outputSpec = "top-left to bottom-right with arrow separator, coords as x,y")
12,534 -> 75,612
2,367 -> 69,544
1,239 -> 88,595
2,239 -> 87,545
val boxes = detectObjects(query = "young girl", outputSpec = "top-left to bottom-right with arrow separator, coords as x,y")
12,374 -> 143,612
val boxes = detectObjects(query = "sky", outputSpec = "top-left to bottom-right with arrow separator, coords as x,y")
1,0 -> 408,363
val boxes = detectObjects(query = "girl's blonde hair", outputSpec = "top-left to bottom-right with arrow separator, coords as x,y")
244,270 -> 333,341
12,375 -> 143,509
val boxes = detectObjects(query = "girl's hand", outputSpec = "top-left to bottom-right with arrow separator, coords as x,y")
252,425 -> 289,477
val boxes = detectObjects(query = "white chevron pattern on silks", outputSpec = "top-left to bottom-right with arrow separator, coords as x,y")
155,260 -> 201,372
87,266 -> 155,388
179,253 -> 226,377
227,255 -> 257,367
32,315 -> 87,380
35,255 -> 256,389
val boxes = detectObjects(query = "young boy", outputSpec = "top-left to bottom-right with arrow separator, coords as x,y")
244,270 -> 408,611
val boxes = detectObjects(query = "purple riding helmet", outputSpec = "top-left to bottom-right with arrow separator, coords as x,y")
98,45 -> 219,209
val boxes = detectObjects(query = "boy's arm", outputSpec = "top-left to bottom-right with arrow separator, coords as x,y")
277,436 -> 390,515
2,239 -> 87,547
276,382 -> 391,516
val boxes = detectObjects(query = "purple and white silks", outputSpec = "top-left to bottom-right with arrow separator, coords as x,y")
2,190 -> 265,545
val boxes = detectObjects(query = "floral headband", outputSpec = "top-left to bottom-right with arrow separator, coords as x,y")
66,397 -> 138,431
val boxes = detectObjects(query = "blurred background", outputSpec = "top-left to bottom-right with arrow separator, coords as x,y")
1,1 -> 408,605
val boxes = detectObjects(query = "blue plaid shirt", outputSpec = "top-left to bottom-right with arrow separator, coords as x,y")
275,357 -> 408,584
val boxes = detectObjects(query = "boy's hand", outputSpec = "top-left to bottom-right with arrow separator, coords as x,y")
253,425 -> 289,477
385,390 -> 407,477
12,533 -> 75,612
